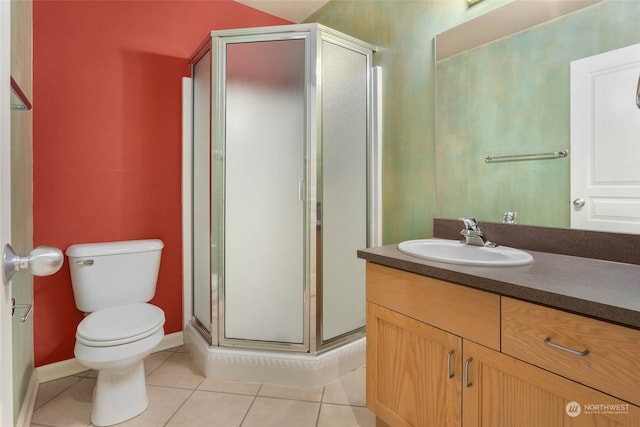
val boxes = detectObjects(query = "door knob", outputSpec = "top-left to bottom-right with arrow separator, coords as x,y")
572,198 -> 586,208
3,244 -> 64,285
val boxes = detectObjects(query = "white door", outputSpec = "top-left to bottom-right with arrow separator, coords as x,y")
1,2 -> 14,425
570,43 -> 640,233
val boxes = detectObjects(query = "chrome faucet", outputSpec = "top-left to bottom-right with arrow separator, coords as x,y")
459,217 -> 496,247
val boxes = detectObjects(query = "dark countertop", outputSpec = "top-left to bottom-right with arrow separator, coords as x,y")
358,244 -> 640,330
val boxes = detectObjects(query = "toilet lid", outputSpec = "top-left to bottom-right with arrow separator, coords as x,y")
76,303 -> 165,347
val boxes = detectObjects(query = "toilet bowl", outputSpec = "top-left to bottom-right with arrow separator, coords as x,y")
75,303 -> 165,426
66,240 -> 165,426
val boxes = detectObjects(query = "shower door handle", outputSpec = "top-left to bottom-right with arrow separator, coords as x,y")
298,181 -> 305,201
636,72 -> 640,109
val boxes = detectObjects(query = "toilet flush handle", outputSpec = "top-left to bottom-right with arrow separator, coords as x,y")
76,259 -> 94,266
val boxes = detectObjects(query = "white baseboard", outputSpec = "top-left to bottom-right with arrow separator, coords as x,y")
35,331 -> 184,383
153,331 -> 184,352
35,357 -> 86,384
16,369 -> 38,427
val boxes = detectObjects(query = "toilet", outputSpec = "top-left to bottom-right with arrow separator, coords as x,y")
66,239 -> 165,427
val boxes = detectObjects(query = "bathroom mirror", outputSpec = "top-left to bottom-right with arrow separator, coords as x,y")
435,0 -> 640,231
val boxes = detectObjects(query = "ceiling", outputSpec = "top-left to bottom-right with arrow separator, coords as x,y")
235,0 -> 330,23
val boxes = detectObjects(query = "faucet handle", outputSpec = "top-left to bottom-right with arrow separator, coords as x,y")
459,217 -> 479,231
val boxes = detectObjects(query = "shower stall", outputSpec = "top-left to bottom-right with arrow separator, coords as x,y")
183,24 -> 379,386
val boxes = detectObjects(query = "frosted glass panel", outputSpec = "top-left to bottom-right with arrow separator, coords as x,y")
192,50 -> 212,333
321,41 -> 368,341
224,40 -> 306,343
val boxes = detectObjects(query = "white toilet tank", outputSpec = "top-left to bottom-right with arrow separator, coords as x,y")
66,239 -> 164,313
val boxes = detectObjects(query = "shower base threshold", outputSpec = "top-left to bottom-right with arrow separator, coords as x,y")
183,322 -> 366,387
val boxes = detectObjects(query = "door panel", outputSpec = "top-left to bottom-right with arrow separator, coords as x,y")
224,38 -> 306,344
1,1 -> 14,424
367,303 -> 462,427
321,39 -> 369,342
570,43 -> 640,233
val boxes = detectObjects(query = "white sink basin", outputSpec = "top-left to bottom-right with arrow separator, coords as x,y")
398,239 -> 533,267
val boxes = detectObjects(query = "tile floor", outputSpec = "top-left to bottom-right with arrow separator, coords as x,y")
31,346 -> 375,427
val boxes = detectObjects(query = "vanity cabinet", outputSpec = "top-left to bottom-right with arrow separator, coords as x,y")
366,263 -> 640,427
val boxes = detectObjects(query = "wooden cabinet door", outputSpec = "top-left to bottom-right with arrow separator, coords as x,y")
463,340 -> 640,427
367,302 -> 462,427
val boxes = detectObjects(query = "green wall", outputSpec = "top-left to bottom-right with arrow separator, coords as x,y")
308,0 -> 639,243
308,0 -> 509,244
436,0 -> 640,228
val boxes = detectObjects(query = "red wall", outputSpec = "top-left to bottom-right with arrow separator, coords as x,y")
33,0 -> 290,367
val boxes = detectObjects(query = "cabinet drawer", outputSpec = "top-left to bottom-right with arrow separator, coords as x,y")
502,297 -> 640,406
366,262 -> 500,350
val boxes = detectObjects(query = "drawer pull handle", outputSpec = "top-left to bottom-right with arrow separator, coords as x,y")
464,357 -> 473,388
447,349 -> 455,379
544,337 -> 590,356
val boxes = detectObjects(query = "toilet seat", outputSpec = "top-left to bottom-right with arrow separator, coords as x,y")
76,303 -> 165,347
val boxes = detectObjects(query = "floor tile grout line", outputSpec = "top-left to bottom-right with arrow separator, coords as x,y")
315,387 -> 327,427
146,350 -> 206,391
162,387 -> 199,427
193,381 -> 329,403
146,382 -> 205,392
238,383 -> 263,427
244,393 -> 325,404
191,387 -> 261,398
322,402 -> 368,408
239,393 -> 329,405
144,350 -> 176,377
34,375 -> 84,412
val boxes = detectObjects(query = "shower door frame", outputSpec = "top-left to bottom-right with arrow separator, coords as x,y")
312,31 -> 374,353
187,24 -> 378,354
213,29 -> 313,352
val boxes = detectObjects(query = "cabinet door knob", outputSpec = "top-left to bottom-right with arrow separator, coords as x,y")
464,357 -> 473,388
447,349 -> 455,379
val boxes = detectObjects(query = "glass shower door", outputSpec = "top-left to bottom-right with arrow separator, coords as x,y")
222,38 -> 307,346
320,38 -> 368,343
